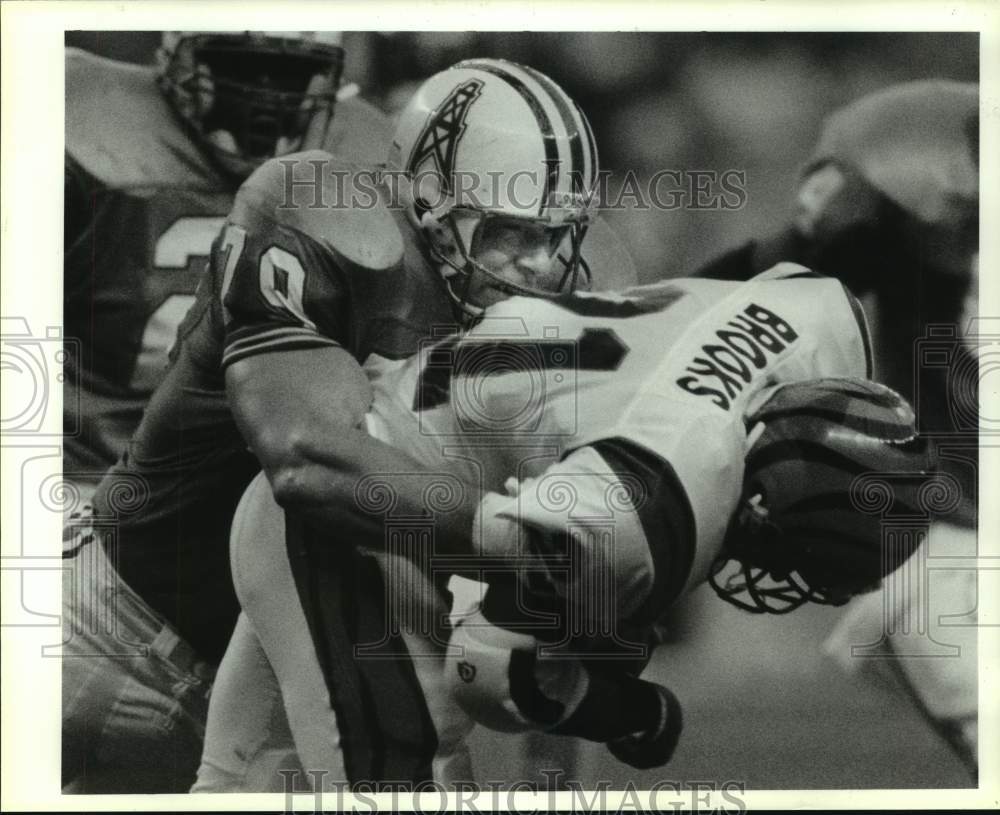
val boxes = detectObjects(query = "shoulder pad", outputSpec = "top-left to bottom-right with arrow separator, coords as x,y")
321,95 -> 393,167
809,80 -> 978,224
65,48 -> 223,191
232,150 -> 404,271
583,214 -> 638,291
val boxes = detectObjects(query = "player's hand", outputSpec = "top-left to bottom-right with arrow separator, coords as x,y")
606,684 -> 683,769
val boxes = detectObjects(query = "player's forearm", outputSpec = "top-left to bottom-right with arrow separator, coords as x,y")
267,426 -> 481,556
228,348 -> 481,556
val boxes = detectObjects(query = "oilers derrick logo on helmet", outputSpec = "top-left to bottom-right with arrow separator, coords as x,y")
406,79 -> 485,196
387,60 -> 600,310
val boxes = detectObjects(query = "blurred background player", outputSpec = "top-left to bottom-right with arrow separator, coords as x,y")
196,58 -> 635,792
695,80 -> 980,778
61,31 -> 392,792
63,32 -> 388,500
696,80 -> 978,448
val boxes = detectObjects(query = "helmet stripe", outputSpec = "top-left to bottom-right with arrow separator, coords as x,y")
519,64 -> 588,194
784,491 -> 921,517
747,439 -> 876,476
576,100 -> 599,192
459,61 -> 559,216
753,407 -> 917,442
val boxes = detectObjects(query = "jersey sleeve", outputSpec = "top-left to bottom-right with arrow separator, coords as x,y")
219,217 -> 353,368
745,264 -> 874,381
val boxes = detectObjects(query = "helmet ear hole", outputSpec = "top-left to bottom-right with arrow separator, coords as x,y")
418,210 -> 446,239
419,211 -> 462,271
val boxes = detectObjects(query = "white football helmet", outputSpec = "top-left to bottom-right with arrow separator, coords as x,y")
387,59 -> 599,314
157,31 -> 345,177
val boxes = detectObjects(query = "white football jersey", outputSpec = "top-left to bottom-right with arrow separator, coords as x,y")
365,263 -> 872,598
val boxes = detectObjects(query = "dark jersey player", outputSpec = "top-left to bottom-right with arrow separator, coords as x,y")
63,32 -> 388,495
193,58 -> 635,792
61,31 -> 392,793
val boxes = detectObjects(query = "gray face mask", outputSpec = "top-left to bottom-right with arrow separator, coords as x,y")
421,208 -> 591,318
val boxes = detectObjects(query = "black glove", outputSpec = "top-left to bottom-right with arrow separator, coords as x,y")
606,683 -> 683,770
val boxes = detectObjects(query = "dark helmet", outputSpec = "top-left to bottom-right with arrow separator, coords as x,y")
710,378 -> 942,614
157,31 -> 345,177
791,81 -> 978,294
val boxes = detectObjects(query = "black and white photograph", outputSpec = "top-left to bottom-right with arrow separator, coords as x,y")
1,3 -> 997,811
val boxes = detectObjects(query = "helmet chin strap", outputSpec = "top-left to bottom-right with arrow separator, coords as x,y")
409,208 -> 480,322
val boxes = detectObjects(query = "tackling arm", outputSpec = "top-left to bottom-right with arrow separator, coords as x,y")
226,346 -> 481,556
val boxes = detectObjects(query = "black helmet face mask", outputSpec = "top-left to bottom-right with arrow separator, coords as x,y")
161,33 -> 344,174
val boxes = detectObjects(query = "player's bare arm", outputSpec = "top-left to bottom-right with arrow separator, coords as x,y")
226,346 -> 481,555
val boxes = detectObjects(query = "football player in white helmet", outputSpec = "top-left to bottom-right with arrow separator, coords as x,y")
387,59 -> 600,317
194,59 -> 636,792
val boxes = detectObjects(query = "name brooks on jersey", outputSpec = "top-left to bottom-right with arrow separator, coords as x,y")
674,301 -> 801,411
366,264 -> 871,492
